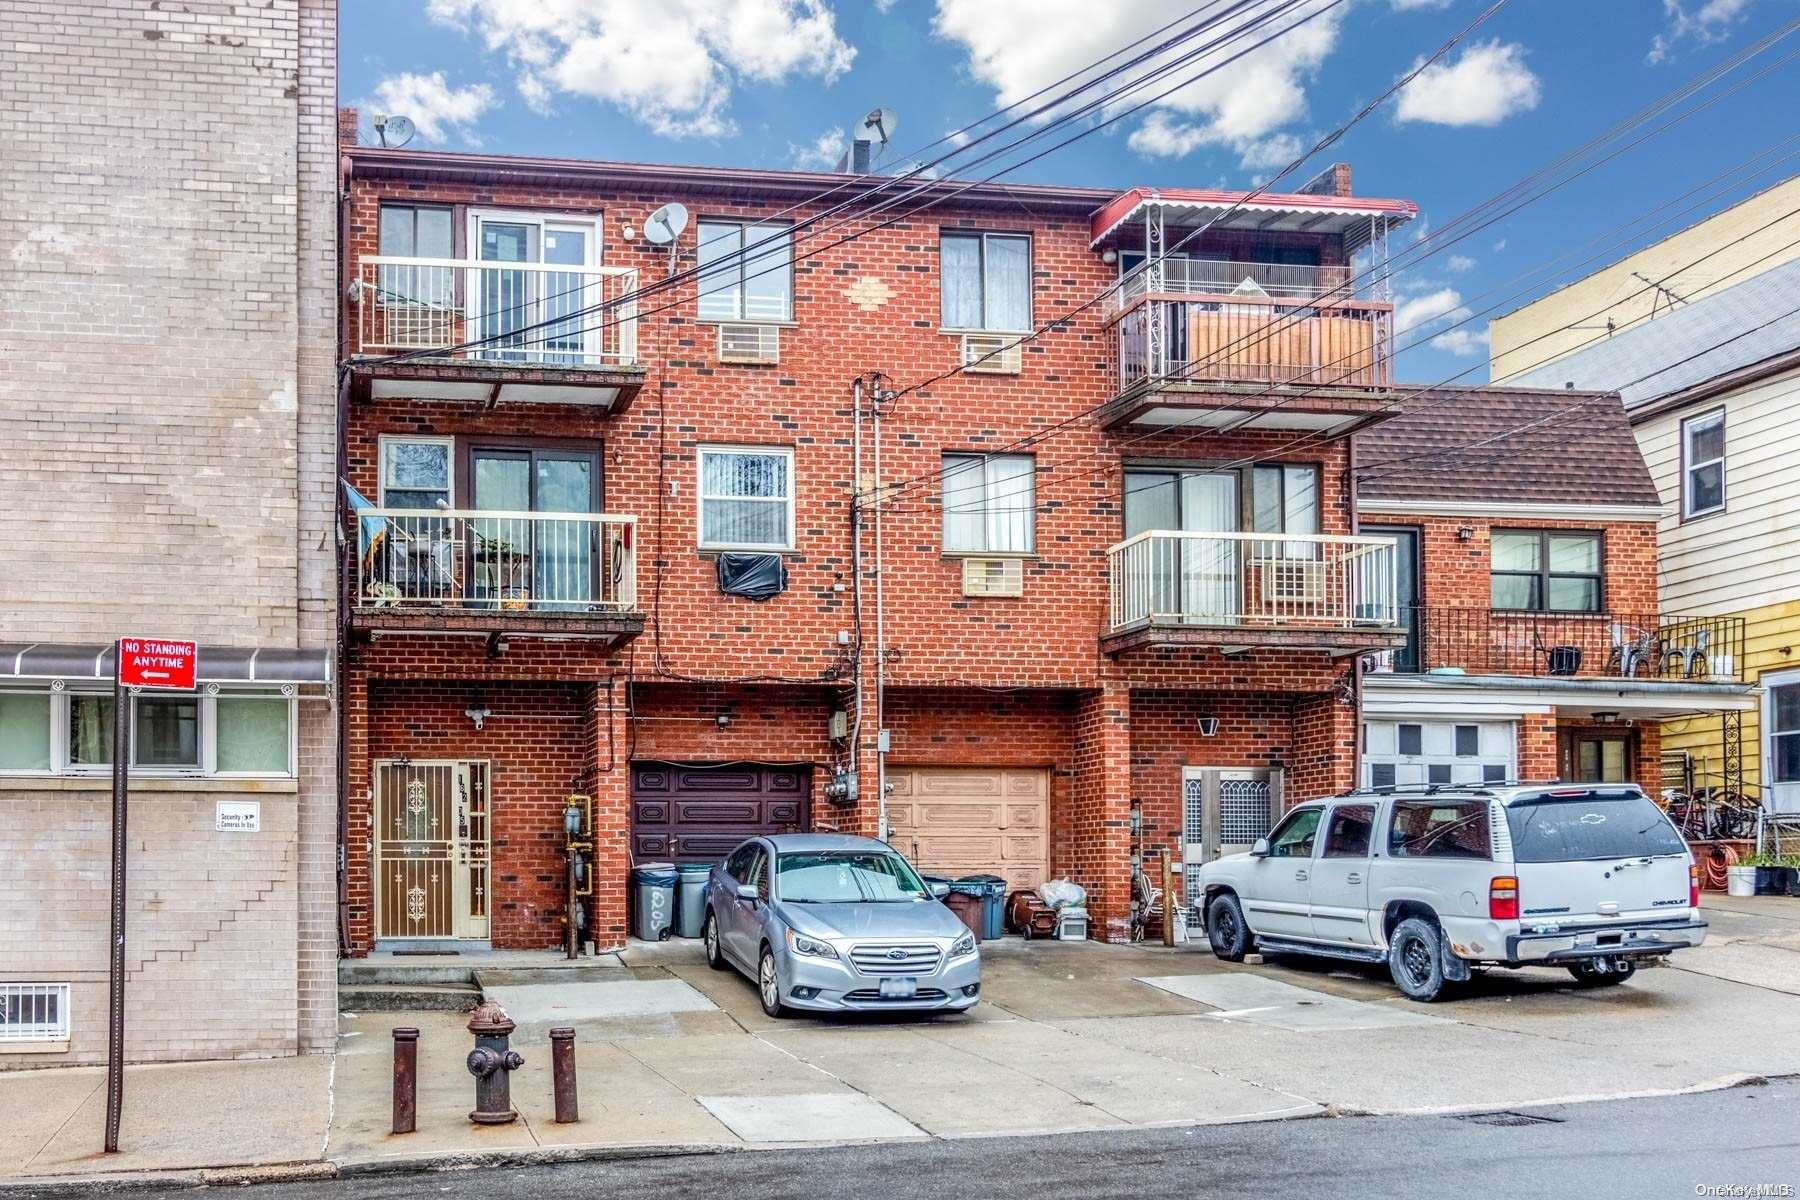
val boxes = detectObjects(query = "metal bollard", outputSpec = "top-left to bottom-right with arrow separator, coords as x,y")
465,1001 -> 524,1125
392,1027 -> 419,1135
550,1027 -> 579,1123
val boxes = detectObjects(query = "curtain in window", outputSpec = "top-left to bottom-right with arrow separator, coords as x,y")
1180,473 -> 1238,621
703,452 -> 790,547
940,236 -> 983,328
984,236 -> 1030,331
69,696 -> 114,766
942,454 -> 1034,552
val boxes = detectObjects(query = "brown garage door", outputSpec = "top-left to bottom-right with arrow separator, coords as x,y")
887,766 -> 1049,892
630,762 -> 810,866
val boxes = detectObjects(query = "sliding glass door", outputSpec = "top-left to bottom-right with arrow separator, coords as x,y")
469,447 -> 599,609
469,213 -> 597,365
1124,470 -> 1240,622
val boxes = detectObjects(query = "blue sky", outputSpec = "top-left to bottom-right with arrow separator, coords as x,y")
339,0 -> 1799,383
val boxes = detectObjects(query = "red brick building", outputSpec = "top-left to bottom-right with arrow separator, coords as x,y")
336,110 -> 1433,952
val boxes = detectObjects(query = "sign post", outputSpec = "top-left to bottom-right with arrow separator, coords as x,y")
105,637 -> 197,1154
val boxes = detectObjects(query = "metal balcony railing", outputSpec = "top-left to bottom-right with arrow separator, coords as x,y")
1369,607 -> 1748,682
354,257 -> 639,367
354,509 -> 637,613
1112,258 -> 1356,310
1107,531 -> 1398,633
1112,294 -> 1393,392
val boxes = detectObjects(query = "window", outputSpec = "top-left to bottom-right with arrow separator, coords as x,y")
696,219 -> 792,322
1370,762 -> 1397,789
698,446 -> 794,550
726,844 -> 758,882
1505,792 -> 1685,862
1427,763 -> 1452,785
1454,725 -> 1479,757
1265,808 -> 1322,858
940,232 -> 1031,331
1491,530 -> 1602,612
379,205 -> 454,259
775,850 -> 928,902
1682,408 -> 1726,518
0,690 -> 296,777
380,438 -> 453,510
0,983 -> 70,1044
942,453 -> 1035,554
1388,800 -> 1492,859
1397,724 -> 1422,756
1251,464 -> 1320,555
1321,804 -> 1375,858
1774,683 -> 1800,784
1568,732 -> 1632,783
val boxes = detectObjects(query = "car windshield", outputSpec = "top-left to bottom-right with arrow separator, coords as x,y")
1505,791 -> 1688,862
775,850 -> 929,903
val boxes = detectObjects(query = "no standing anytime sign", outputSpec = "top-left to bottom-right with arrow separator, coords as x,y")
116,638 -> 198,690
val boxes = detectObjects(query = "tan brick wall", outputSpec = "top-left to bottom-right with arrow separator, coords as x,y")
0,0 -> 338,1062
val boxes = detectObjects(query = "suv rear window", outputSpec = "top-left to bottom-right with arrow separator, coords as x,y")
1388,800 -> 1491,859
1505,791 -> 1687,862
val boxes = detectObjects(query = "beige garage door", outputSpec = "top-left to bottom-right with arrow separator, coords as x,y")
887,766 -> 1049,892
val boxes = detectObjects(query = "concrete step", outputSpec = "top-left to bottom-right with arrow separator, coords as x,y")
339,961 -> 476,986
338,982 -> 481,1013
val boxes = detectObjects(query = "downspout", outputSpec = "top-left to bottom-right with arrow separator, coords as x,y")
1347,435 -> 1363,791
872,382 -> 888,843
334,144 -> 354,954
848,377 -> 865,818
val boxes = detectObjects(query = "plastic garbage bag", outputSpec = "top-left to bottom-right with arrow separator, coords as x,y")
1038,878 -> 1087,910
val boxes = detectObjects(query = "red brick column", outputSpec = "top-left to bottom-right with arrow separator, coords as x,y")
587,676 -> 631,950
1519,713 -> 1559,781
1072,683 -> 1133,943
1290,688 -> 1357,801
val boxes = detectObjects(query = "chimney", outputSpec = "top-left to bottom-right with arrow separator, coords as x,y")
1296,161 -> 1354,197
338,106 -> 360,148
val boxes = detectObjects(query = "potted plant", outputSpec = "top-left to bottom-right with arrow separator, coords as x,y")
1743,852 -> 1800,896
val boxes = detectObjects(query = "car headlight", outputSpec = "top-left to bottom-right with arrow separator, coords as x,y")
786,929 -> 838,959
950,932 -> 977,958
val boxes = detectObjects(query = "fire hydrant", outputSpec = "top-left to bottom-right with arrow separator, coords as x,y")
465,1001 -> 524,1125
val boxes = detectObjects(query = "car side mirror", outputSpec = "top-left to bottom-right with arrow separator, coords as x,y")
929,882 -> 950,898
1250,838 -> 1270,857
735,882 -> 759,901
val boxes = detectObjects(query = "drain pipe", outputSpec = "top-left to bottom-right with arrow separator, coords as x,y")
871,380 -> 889,843
848,376 -> 866,816
1347,434 -> 1364,790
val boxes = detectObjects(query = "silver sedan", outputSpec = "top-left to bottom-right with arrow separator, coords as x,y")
703,834 -> 981,1017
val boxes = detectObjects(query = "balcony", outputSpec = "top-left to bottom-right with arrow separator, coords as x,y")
1103,530 -> 1406,655
1372,608 -> 1748,683
345,257 -> 645,410
350,509 -> 643,644
1101,260 -> 1395,432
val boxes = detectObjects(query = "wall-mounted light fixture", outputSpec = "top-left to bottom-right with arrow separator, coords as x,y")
1101,248 -> 1118,265
1591,710 -> 1621,724
1196,715 -> 1220,737
1457,525 -> 1475,541
465,705 -> 492,731
716,712 -> 732,728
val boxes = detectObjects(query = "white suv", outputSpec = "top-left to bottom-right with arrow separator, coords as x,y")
1193,783 -> 1707,1001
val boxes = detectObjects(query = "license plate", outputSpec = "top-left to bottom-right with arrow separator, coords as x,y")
878,977 -> 918,999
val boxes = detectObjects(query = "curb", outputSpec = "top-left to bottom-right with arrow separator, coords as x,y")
0,1161 -> 337,1196
335,1141 -> 741,1178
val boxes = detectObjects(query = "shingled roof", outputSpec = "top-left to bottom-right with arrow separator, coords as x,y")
1354,386 -> 1662,509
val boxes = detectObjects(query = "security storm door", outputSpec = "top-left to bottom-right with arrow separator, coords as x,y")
375,760 -> 490,940
1125,470 -> 1240,622
469,212 -> 599,364
1181,767 -> 1281,923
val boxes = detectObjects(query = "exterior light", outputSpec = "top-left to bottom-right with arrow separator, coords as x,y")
1197,715 -> 1220,736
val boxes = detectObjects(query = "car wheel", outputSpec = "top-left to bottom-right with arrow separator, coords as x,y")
1206,892 -> 1252,962
1388,916 -> 1448,1002
1567,958 -> 1637,987
703,911 -> 726,971
757,946 -> 789,1019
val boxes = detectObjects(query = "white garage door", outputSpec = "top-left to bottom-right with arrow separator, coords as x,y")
1363,719 -> 1515,788
886,766 -> 1050,892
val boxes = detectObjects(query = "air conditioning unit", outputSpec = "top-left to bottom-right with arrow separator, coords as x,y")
718,323 -> 779,365
961,556 -> 1024,597
1259,557 -> 1326,603
960,333 -> 1022,375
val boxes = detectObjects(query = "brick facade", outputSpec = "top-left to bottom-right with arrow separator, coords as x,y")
0,2 -> 338,1065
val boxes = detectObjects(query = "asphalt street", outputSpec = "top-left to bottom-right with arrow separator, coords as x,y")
104,1078 -> 1799,1200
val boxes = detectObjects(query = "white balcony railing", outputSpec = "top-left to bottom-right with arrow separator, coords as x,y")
1111,259 -> 1358,314
355,509 -> 637,613
355,257 -> 639,367
1107,530 -> 1397,633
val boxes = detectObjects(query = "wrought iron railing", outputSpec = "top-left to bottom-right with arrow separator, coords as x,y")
1370,607 -> 1747,682
1107,531 -> 1398,632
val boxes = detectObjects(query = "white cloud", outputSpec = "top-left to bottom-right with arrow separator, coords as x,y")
1431,325 -> 1488,356
1395,40 -> 1541,127
789,127 -> 846,169
1649,0 -> 1755,62
1491,237 -> 1507,253
1396,286 -> 1466,332
1389,0 -> 1452,8
934,0 -> 1343,169
369,71 -> 498,144
427,0 -> 855,139
1447,253 -> 1476,273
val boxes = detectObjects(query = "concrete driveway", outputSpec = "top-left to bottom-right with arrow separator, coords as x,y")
324,894 -> 1800,1169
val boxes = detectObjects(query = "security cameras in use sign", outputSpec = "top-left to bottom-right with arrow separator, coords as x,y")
117,638 -> 198,690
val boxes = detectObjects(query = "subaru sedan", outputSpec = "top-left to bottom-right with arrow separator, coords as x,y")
703,834 -> 981,1017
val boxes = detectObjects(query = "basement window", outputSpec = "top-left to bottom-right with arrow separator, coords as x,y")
0,983 -> 70,1046
0,689 -> 295,778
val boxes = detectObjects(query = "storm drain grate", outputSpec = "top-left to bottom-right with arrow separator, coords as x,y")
1451,1111 -> 1564,1127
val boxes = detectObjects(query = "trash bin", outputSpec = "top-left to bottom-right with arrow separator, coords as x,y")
943,890 -> 984,940
632,862 -> 677,941
954,874 -> 1008,940
675,862 -> 711,938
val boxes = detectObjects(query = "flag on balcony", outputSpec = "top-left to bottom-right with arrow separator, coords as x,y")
342,481 -> 387,571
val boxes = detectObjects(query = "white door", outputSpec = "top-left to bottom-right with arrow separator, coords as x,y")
468,212 -> 599,364
1765,670 -> 1800,814
1181,767 -> 1279,923
374,760 -> 491,940
1363,719 -> 1516,788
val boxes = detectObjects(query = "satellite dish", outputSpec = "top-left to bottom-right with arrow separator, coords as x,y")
860,107 -> 898,147
643,202 -> 689,246
374,114 -> 416,149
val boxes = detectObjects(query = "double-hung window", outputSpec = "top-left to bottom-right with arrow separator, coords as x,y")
940,232 -> 1031,331
696,219 -> 793,322
941,453 -> 1035,554
1491,530 -> 1602,612
1682,407 -> 1726,518
0,689 -> 295,777
376,204 -> 455,309
380,437 -> 453,510
698,446 -> 794,550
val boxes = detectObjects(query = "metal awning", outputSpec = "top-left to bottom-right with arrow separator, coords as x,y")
1089,187 -> 1418,251
0,642 -> 332,687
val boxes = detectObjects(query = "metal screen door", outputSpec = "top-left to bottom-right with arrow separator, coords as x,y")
375,760 -> 490,940
1180,767 -> 1279,924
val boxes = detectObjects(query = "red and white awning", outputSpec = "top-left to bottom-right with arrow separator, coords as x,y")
1090,187 -> 1417,253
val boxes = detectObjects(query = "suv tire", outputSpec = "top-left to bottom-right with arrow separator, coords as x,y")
1388,916 -> 1449,1002
1206,892 -> 1253,962
1567,958 -> 1637,987
703,911 -> 726,971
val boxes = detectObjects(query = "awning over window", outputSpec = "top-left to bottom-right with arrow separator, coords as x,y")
0,642 -> 332,687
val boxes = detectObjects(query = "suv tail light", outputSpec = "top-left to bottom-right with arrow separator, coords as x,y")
1689,864 -> 1700,909
1489,876 -> 1520,920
